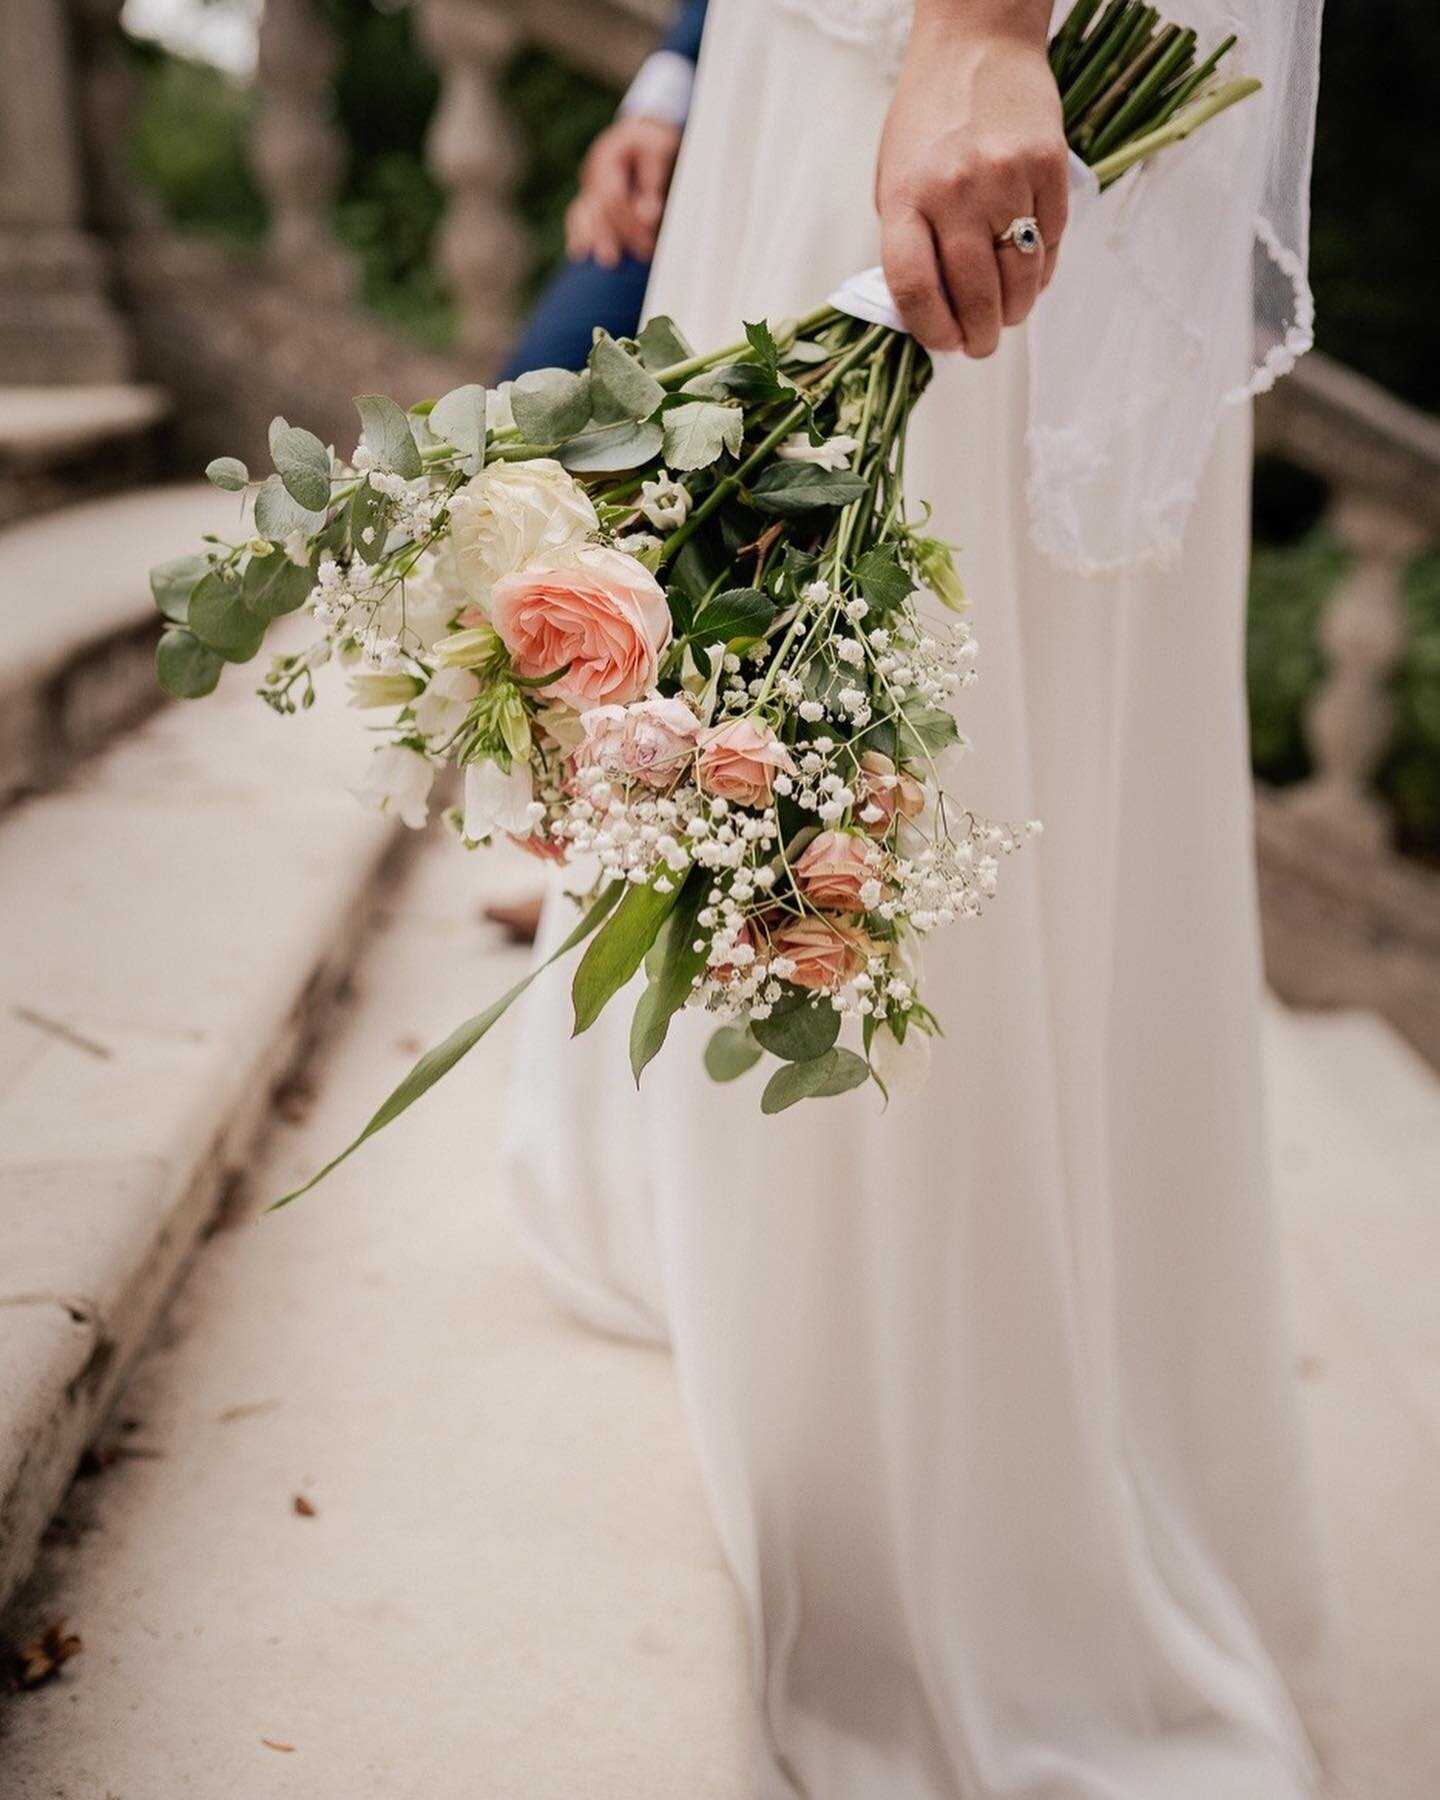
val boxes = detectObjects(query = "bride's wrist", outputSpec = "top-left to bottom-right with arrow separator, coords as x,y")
906,1 -> 1051,56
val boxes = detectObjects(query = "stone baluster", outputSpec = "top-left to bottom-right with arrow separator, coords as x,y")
251,0 -> 353,302
1289,494 -> 1427,853
66,0 -> 157,235
416,0 -> 526,360
0,0 -> 131,379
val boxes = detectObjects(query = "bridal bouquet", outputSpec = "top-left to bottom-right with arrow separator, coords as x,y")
149,0 -> 1256,1198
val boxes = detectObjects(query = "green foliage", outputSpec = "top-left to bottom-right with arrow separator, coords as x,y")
761,1047 -> 871,1113
572,877 -> 684,1035
704,1025 -> 764,1081
1383,550 -> 1440,858
1246,528 -> 1440,859
128,43 -> 265,243
751,995 -> 842,1062
1245,528 -> 1342,784
629,872 -> 710,1080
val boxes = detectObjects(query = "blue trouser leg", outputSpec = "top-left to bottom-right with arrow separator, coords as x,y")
499,254 -> 653,380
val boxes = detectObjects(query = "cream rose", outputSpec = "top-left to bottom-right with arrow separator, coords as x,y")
447,458 -> 597,608
490,545 -> 671,712
794,830 -> 878,911
695,717 -> 795,808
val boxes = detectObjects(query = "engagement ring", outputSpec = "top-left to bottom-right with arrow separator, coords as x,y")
996,216 -> 1042,255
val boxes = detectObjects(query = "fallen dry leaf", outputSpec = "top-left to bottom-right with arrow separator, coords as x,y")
77,1442 -> 165,1479
394,1034 -> 423,1057
10,1619 -> 83,1690
261,1738 -> 296,1753
292,1494 -> 317,1518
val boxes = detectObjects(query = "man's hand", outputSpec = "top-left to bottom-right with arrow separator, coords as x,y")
876,22 -> 1069,356
566,116 -> 684,269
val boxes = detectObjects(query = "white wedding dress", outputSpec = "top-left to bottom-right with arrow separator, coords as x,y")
503,3 -> 1329,1795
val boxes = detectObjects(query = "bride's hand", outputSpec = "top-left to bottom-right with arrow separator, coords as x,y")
876,22 -> 1068,356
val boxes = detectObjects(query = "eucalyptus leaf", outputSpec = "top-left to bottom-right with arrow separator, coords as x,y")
349,478 -> 391,565
270,423 -> 332,512
557,418 -> 664,474
589,332 -> 666,422
704,1025 -> 764,1082
510,367 -> 592,444
187,570 -> 266,661
572,876 -> 684,1035
628,870 -> 708,1081
269,883 -> 625,1209
155,628 -> 224,699
243,548 -> 313,618
355,392 -> 422,479
255,473 -> 327,541
662,399 -> 743,472
761,1047 -> 871,1114
267,415 -> 291,458
689,587 -> 777,650
633,314 -> 694,371
429,383 -> 488,469
205,456 -> 248,492
751,995 -> 841,1063
149,552 -> 209,624
749,462 -> 869,516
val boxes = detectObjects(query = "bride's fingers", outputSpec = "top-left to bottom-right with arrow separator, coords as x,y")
935,223 -> 1003,358
1034,158 -> 1070,294
996,224 -> 1044,328
882,209 -> 964,353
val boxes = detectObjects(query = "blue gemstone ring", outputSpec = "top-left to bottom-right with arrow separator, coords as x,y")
996,216 -> 1043,256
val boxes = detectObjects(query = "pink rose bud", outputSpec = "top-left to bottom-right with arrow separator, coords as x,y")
770,916 -> 875,993
490,544 -> 671,712
620,696 -> 703,789
794,830 -> 879,912
695,716 -> 796,808
856,750 -> 926,837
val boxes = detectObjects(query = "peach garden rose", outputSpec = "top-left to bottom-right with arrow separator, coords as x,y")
770,916 -> 877,994
695,717 -> 796,807
794,830 -> 879,912
490,544 -> 672,712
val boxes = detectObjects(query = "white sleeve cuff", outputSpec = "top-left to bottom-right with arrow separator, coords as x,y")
619,49 -> 696,128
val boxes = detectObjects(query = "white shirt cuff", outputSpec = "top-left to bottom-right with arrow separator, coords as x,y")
619,49 -> 696,128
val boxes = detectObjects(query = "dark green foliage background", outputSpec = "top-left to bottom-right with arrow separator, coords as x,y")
124,0 -> 1440,851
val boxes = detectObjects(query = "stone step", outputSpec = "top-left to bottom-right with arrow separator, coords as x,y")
0,481 -> 233,807
0,836 -> 754,1798
0,640 -> 402,1619
0,384 -> 171,528
1265,1000 -> 1440,1800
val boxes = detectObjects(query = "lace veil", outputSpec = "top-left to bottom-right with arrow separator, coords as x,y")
778,0 -> 1325,574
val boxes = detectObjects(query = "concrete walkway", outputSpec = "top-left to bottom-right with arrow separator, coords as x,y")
1,840 -> 1437,1797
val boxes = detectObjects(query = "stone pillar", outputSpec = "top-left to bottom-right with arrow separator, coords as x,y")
0,0 -> 132,381
67,0 -> 158,236
250,0 -> 354,302
1288,494 -> 1428,853
417,0 -> 526,359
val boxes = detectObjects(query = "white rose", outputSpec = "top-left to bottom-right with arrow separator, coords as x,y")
412,666 -> 480,743
353,745 -> 434,830
871,1021 -> 933,1094
447,458 -> 597,608
463,757 -> 535,841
